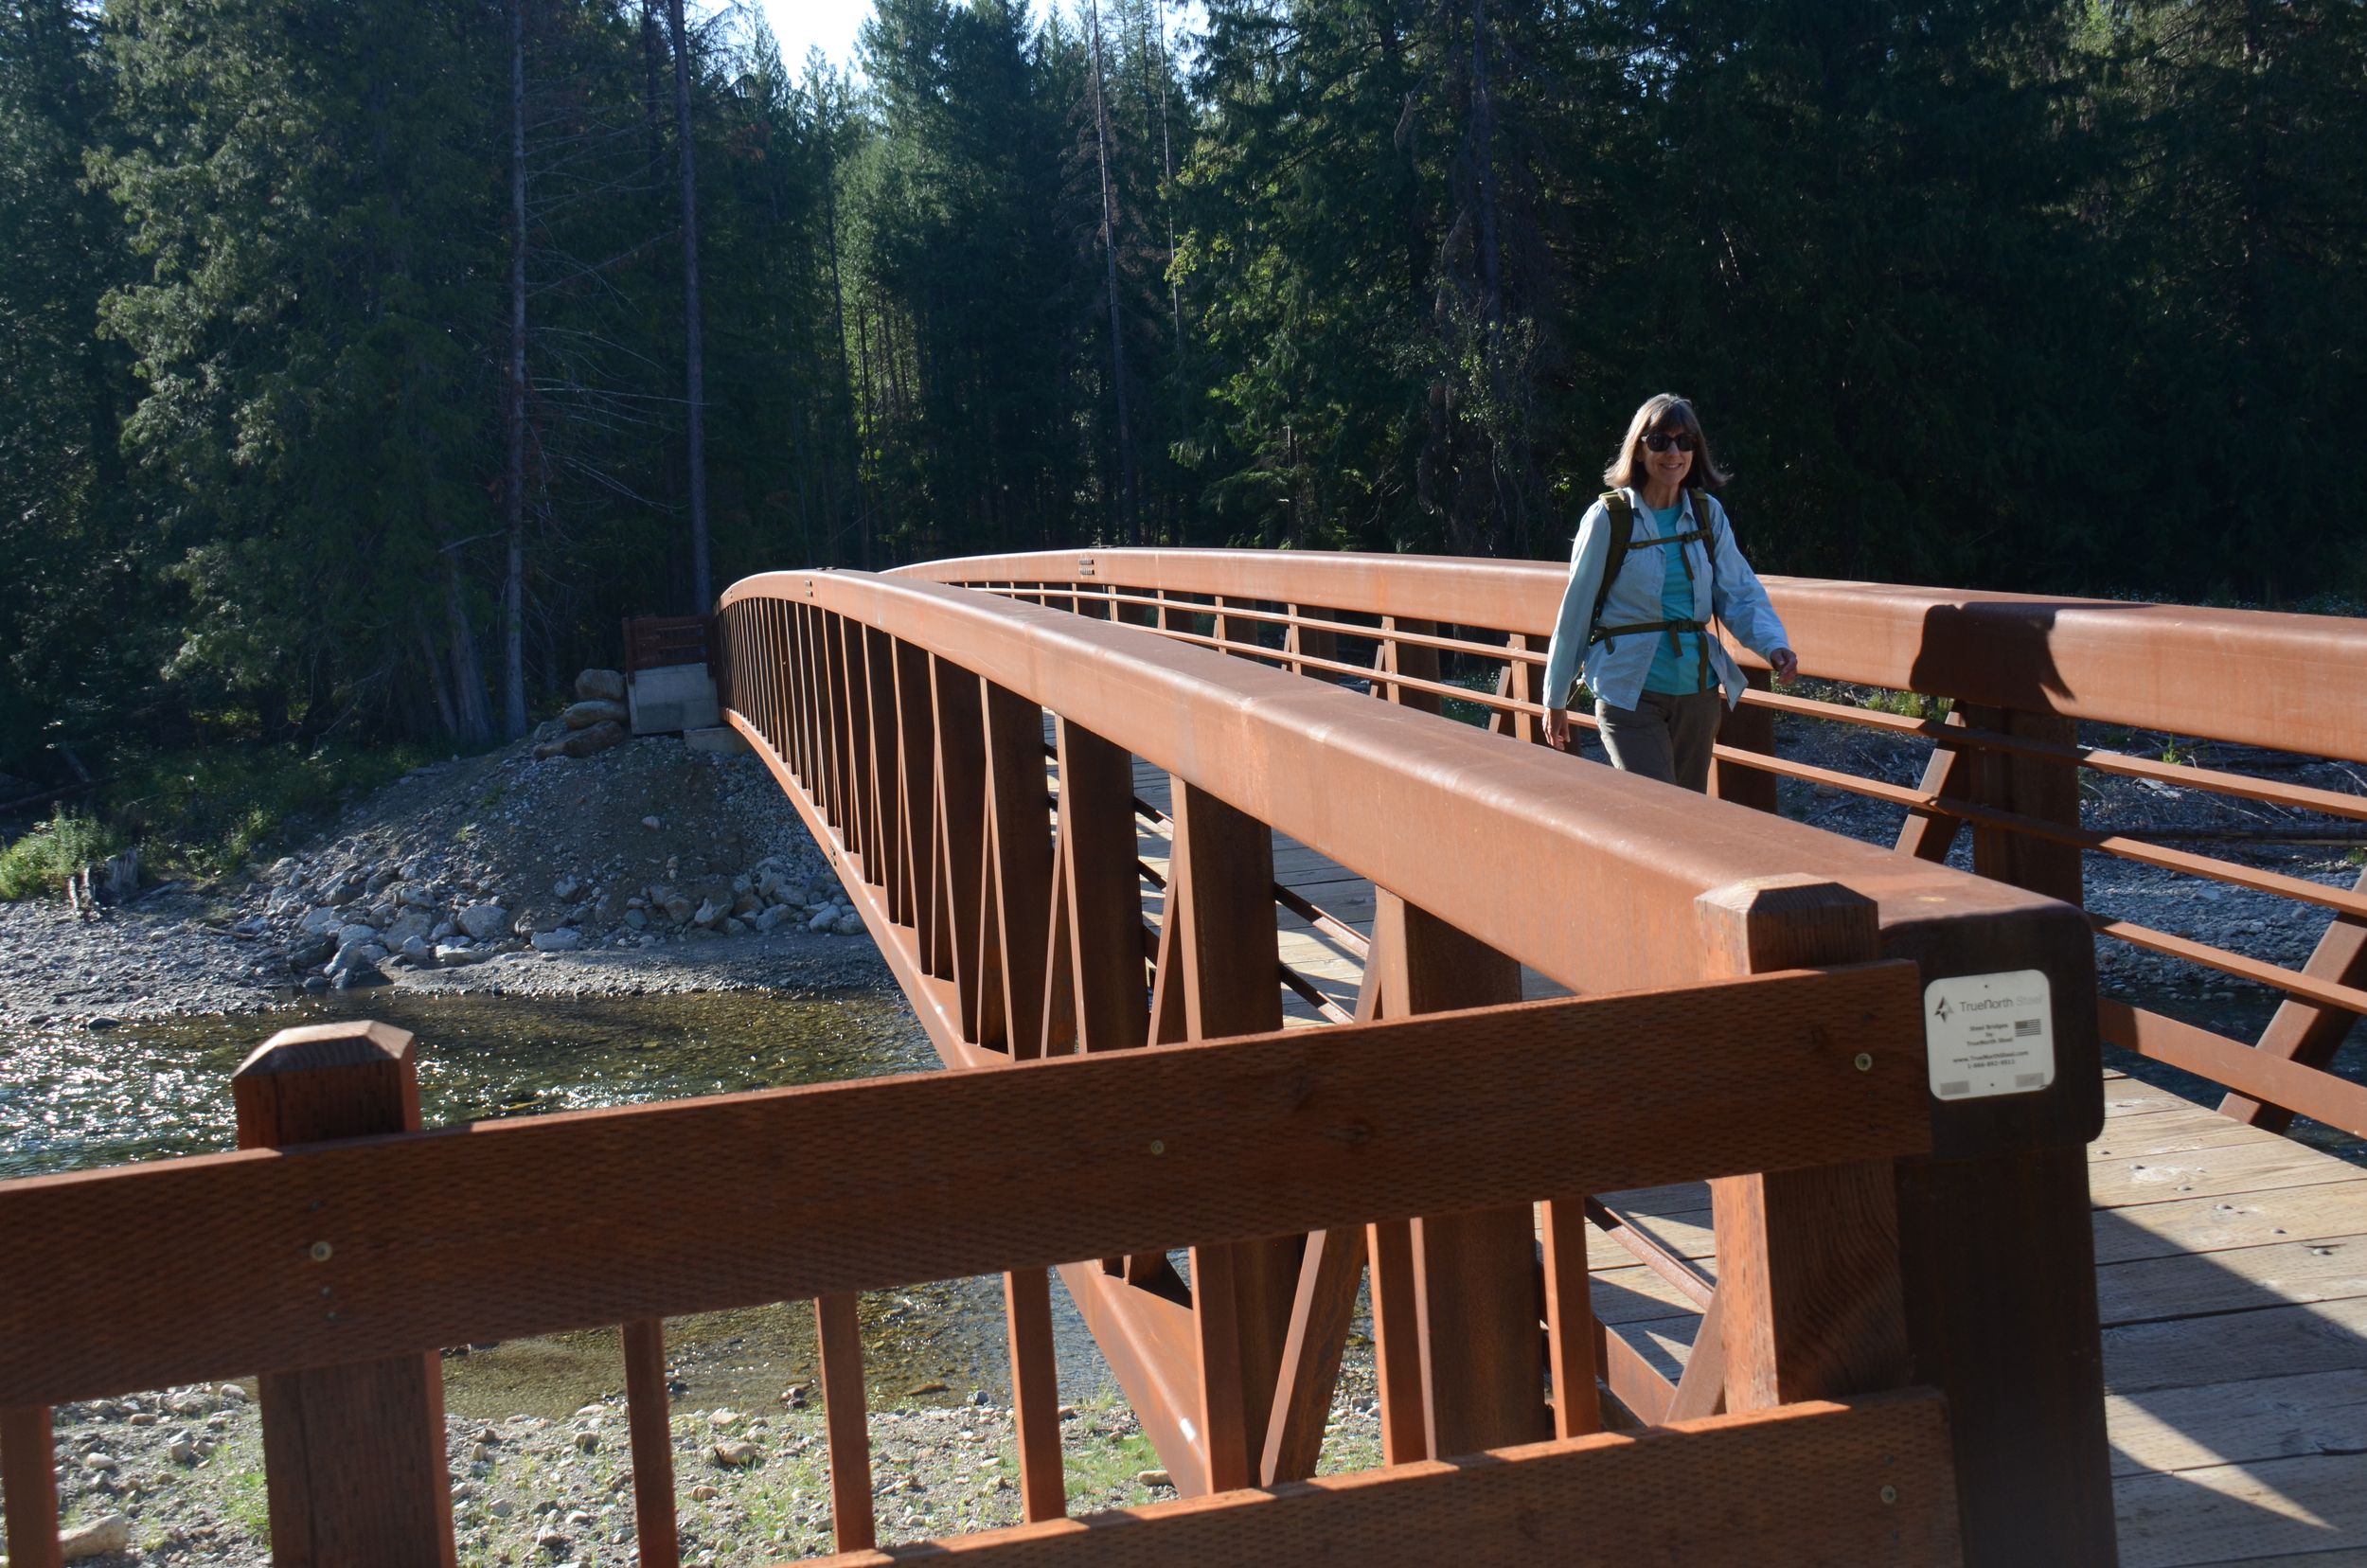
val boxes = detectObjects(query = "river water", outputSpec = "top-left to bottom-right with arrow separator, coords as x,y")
9,978 -> 2353,1419
1,990 -> 1116,1418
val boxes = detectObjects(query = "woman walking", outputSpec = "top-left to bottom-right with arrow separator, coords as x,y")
1539,395 -> 1797,792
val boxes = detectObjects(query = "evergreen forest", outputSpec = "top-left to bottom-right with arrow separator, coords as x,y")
4,0 -> 2364,787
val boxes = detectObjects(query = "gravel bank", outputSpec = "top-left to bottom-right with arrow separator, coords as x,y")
10,1364 -> 1386,1567
0,733 -> 890,1031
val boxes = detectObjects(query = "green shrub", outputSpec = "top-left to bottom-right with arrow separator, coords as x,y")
88,739 -> 453,883
1860,688 -> 1953,722
0,812 -> 127,900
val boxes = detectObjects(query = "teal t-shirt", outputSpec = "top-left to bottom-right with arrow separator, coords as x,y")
1643,503 -> 1711,694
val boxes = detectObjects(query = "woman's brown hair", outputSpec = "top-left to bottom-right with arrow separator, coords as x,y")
1601,393 -> 1731,491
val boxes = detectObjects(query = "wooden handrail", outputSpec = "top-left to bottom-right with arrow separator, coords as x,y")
715,568 -> 2116,1563
895,547 -> 2367,763
0,965 -> 1921,1408
892,551 -> 2367,1147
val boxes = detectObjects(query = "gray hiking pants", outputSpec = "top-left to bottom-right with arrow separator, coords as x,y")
1595,688 -> 1725,793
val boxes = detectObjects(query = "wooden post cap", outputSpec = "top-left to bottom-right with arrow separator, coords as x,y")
1696,876 -> 1879,975
233,1021 -> 420,1149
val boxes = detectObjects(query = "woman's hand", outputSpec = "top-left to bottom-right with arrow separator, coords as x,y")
1543,708 -> 1572,751
1769,647 -> 1799,683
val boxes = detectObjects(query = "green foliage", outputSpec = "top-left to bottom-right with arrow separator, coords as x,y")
0,811 -> 127,900
1861,690 -> 1955,724
105,740 -> 446,882
2,0 -> 2362,799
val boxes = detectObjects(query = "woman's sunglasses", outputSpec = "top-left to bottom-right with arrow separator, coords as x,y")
1643,432 -> 1698,454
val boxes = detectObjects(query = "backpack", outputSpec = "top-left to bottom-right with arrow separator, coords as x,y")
1585,488 -> 1719,694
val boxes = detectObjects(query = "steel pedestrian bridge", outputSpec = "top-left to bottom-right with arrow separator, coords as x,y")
5,548 -> 2365,1566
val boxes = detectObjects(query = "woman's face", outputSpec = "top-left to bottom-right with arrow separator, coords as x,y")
1638,422 -> 1696,490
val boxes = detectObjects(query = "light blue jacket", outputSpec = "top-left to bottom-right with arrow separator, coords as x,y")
1539,489 -> 1790,713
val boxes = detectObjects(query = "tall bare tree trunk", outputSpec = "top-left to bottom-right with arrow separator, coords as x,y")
443,553 -> 494,743
1087,0 -> 1139,545
501,0 -> 530,738
667,0 -> 710,610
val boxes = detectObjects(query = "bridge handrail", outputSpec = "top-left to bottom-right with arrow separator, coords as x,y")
0,971 -> 1953,1563
892,549 -> 2367,1150
892,547 -> 2367,764
714,565 -> 2116,1563
721,569 -> 2094,1044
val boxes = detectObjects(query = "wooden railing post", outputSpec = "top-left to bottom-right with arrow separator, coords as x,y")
232,1021 -> 455,1568
1369,891 -> 1551,1460
1699,879 -> 1911,1412
620,1320 -> 680,1568
1958,703 -> 2083,906
1712,667 -> 1780,812
1170,781 -> 1299,1493
2,1404 -> 61,1568
1882,893 -> 2115,1567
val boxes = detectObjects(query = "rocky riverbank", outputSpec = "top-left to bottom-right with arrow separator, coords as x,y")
10,1364 -> 1386,1567
0,730 -> 889,1030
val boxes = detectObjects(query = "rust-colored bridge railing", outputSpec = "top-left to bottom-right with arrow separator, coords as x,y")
704,565 -> 2117,1564
897,548 -> 2367,1149
0,556 -> 2159,1568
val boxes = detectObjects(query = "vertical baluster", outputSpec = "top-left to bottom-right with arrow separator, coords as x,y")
234,1022 -> 456,1568
1292,611 -> 1340,685
1258,1225 -> 1367,1486
1364,1216 -> 1427,1465
2,1404 -> 61,1568
1369,891 -> 1549,1459
1539,1199 -> 1603,1439
621,1320 -> 680,1568
863,627 -> 906,925
794,602 -> 821,788
1169,782 -> 1296,1494
1004,1268 -> 1066,1522
981,682 -> 1054,1058
1056,719 -> 1148,1054
814,1294 -> 875,1553
1381,617 -> 1443,715
837,619 -> 876,876
1491,633 -> 1542,744
931,660 -> 989,1035
764,601 -> 787,756
894,641 -> 940,970
821,613 -> 854,839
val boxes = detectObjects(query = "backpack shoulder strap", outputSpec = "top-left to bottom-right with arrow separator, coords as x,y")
1590,490 -> 1635,634
1688,488 -> 1716,546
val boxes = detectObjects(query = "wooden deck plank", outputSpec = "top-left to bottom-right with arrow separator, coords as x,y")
2095,1234 -> 2367,1327
2095,1183 -> 2367,1266
2113,1452 -> 2367,1568
2104,1368 -> 2367,1479
2090,1142 -> 2367,1209
2106,1299 -> 2367,1396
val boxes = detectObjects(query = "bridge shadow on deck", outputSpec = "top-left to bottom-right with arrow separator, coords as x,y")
1577,1084 -> 2367,1568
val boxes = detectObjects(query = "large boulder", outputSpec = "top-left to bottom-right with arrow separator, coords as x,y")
457,902 -> 511,941
530,927 -> 584,953
562,698 -> 629,730
576,668 -> 627,703
384,909 -> 435,949
534,720 -> 628,760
